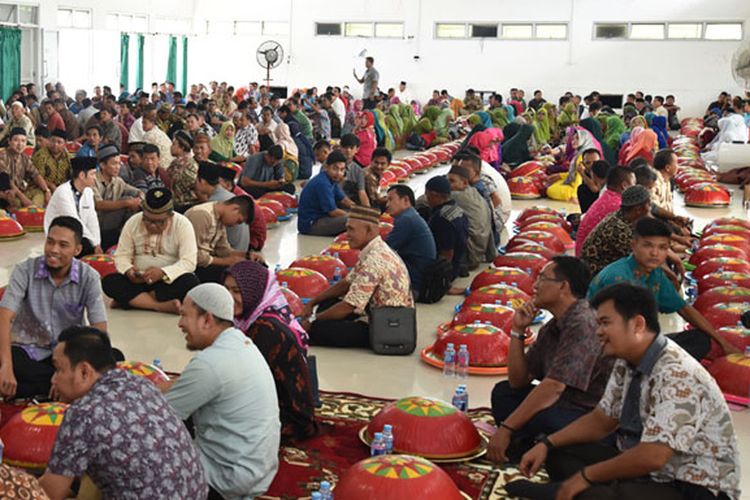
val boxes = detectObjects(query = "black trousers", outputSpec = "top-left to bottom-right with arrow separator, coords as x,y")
195,265 -> 228,284
363,98 -> 377,110
244,183 -> 295,199
102,273 -> 200,306
207,486 -> 225,500
100,229 -> 121,254
12,345 -> 125,399
667,328 -> 711,361
308,298 -> 370,348
545,443 -> 729,500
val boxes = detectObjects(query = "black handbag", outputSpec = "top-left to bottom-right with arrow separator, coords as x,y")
368,306 -> 417,355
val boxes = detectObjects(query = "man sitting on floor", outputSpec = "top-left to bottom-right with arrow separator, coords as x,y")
363,147 -> 390,209
575,166 -> 636,256
385,184 -> 436,298
163,283 -> 280,500
580,185 -> 651,276
297,150 -> 355,236
39,326 -> 207,500
339,134 -> 370,206
301,206 -> 414,348
32,129 -> 71,193
195,162 -> 251,252
132,143 -> 167,193
93,144 -> 143,251
588,217 -> 739,360
424,175 -> 469,281
240,145 -> 293,199
448,165 -> 496,270
185,196 -> 258,283
0,217 -> 108,399
44,156 -> 101,256
217,165 -> 268,252
488,256 -> 614,465
0,127 -> 51,207
508,283 -> 740,500
103,188 -> 199,314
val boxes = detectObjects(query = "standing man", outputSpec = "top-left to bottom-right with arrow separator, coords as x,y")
163,284 -> 280,500
354,56 -> 380,110
508,283 -> 740,500
0,217 -> 108,399
43,157 -> 101,256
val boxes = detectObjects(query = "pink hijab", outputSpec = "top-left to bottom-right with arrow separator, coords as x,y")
469,128 -> 504,164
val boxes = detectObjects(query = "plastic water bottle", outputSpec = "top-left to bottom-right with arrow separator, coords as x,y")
685,285 -> 698,304
152,358 -> 163,370
319,480 -> 333,500
459,383 -> 469,410
382,424 -> 394,454
457,345 -> 470,379
274,264 -> 282,274
452,386 -> 467,411
281,281 -> 289,289
371,432 -> 386,456
311,492 -> 323,500
333,267 -> 342,283
443,343 -> 456,378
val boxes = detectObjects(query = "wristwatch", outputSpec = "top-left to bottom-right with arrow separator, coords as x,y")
535,433 -> 555,450
510,330 -> 528,341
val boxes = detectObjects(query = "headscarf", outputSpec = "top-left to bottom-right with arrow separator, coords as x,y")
468,128 -> 503,164
563,126 -> 602,185
503,121 -> 521,141
534,108 -> 551,144
210,121 -> 235,160
629,115 -> 648,130
624,128 -> 658,164
580,117 -> 616,165
604,115 -> 626,153
476,111 -> 493,129
225,261 -> 309,350
651,115 -> 669,149
490,108 -> 510,128
644,112 -> 655,128
501,124 -> 534,166
274,121 -> 299,157
558,102 -> 579,128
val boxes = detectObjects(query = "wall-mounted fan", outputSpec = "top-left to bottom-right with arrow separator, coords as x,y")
731,43 -> 750,90
256,40 -> 285,87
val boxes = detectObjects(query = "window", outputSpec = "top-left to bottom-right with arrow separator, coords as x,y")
235,21 -> 261,35
345,22 -> 374,37
705,23 -> 742,40
375,22 -> 403,38
0,4 -> 15,24
316,22 -> 341,36
536,24 -> 567,39
594,23 -> 628,39
435,23 -> 466,39
471,23 -> 497,38
18,5 -> 37,25
630,23 -> 665,39
667,23 -> 702,39
501,24 -> 533,39
262,21 -> 289,36
57,8 -> 90,29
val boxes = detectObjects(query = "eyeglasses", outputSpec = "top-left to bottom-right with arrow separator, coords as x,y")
536,275 -> 564,284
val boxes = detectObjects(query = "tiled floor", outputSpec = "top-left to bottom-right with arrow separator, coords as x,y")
1,166 -> 748,494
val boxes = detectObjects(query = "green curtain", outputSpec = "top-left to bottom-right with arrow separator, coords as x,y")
0,27 -> 21,102
181,36 -> 188,95
119,33 -> 130,91
166,35 -> 177,84
136,34 -> 144,90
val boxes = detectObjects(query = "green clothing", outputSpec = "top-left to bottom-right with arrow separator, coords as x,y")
292,110 -> 313,142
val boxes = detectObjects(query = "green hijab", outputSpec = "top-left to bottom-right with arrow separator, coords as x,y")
558,102 -> 579,128
604,115 -> 626,153
210,121 -> 236,161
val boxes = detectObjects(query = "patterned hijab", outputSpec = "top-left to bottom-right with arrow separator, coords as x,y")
225,261 -> 309,349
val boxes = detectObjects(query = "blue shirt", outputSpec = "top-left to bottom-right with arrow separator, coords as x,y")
587,255 -> 686,314
76,142 -> 98,160
386,206 -> 437,292
297,170 -> 345,234
166,328 -> 280,499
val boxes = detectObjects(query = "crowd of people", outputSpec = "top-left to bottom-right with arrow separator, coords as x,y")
0,70 -> 745,499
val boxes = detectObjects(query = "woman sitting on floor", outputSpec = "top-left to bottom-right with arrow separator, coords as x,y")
546,126 -> 601,202
209,121 -> 239,163
224,260 -> 318,442
619,127 -> 658,166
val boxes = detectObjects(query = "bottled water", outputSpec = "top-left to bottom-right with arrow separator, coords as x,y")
281,281 -> 289,289
333,267 -> 342,283
451,386 -> 467,411
371,432 -> 386,456
152,359 -> 163,370
459,383 -> 469,410
382,424 -> 394,454
685,285 -> 698,304
457,344 -> 470,379
443,343 -> 456,378
274,264 -> 282,274
311,492 -> 322,500
319,480 -> 333,500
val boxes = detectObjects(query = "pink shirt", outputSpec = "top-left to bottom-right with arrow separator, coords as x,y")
575,189 -> 622,256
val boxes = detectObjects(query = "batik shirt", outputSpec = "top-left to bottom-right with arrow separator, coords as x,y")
47,369 -> 208,500
0,149 -> 39,191
651,171 -> 673,212
32,147 -> 71,187
343,236 -> 414,314
234,124 -> 258,158
580,211 -> 634,276
167,155 -> 198,206
0,465 -> 48,499
598,338 -> 740,499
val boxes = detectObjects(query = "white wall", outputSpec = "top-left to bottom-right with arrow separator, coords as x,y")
33,0 -> 750,116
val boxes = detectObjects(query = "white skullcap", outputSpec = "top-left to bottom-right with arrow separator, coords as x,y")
185,283 -> 235,322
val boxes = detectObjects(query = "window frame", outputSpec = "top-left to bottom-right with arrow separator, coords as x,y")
535,23 -> 568,40
57,7 -> 92,29
374,22 -> 404,39
434,22 -> 468,39
344,21 -> 374,38
704,22 -> 743,40
628,22 -> 666,40
469,22 -> 498,39
315,22 -> 342,37
500,23 -> 534,40
434,21 -> 569,40
594,21 -> 743,41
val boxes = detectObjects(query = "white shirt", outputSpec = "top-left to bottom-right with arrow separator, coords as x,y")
707,114 -> 749,151
481,161 -> 512,224
331,97 -> 346,125
128,117 -> 145,143
396,89 -> 412,105
43,180 -> 101,247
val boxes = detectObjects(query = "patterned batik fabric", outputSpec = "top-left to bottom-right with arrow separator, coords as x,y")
0,464 -> 49,499
580,211 -> 634,276
47,369 -> 208,500
598,339 -> 740,499
343,236 -> 414,314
